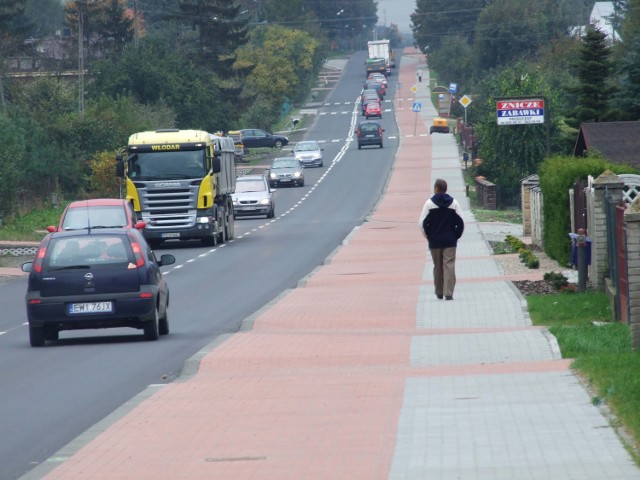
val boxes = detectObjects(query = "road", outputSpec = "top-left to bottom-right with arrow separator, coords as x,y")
0,51 -> 400,480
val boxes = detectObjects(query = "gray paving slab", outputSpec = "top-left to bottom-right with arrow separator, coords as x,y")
422,256 -> 502,280
410,329 -> 560,366
389,372 -> 640,480
417,283 -> 530,329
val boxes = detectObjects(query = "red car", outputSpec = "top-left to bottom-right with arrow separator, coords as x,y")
365,101 -> 382,119
47,199 -> 146,233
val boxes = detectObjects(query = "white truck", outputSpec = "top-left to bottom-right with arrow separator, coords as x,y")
367,40 -> 392,75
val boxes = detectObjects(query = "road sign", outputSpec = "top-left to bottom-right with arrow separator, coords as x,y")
449,83 -> 457,94
412,102 -> 422,113
459,95 -> 472,108
410,85 -> 418,94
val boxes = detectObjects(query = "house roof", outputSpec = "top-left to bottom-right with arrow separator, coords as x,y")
573,121 -> 640,167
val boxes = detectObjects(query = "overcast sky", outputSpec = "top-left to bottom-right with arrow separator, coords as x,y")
377,0 -> 415,33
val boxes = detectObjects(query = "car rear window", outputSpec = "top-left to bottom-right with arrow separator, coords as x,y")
45,236 -> 133,270
360,124 -> 379,133
62,206 -> 127,230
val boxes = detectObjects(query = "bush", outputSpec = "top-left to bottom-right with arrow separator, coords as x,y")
544,271 -> 569,290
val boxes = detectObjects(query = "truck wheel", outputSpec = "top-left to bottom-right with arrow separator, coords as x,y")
274,140 -> 283,148
144,307 -> 160,341
29,325 -> 45,347
202,233 -> 217,247
226,200 -> 235,240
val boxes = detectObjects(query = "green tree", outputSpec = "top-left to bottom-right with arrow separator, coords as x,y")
411,0 -> 485,51
263,0 -> 317,30
0,113 -> 25,218
475,62 -> 555,191
426,35 -> 474,93
617,35 -> 640,119
565,28 -> 619,127
24,0 -> 64,36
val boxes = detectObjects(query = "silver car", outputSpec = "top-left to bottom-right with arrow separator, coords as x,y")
268,157 -> 305,187
293,140 -> 324,168
233,175 -> 275,218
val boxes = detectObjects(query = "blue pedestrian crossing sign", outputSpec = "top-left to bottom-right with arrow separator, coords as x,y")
412,102 -> 422,112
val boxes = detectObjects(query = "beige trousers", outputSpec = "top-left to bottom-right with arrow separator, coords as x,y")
430,247 -> 457,297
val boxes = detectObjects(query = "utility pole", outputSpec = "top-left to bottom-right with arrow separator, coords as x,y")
133,0 -> 139,48
77,0 -> 86,116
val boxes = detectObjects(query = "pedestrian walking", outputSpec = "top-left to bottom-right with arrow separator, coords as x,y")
417,69 -> 423,82
418,178 -> 464,300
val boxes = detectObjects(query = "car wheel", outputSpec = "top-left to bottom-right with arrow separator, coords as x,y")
159,309 -> 170,336
380,142 -> 383,148
144,307 -> 160,341
267,206 -> 275,219
319,162 -> 323,167
299,179 -> 305,187
274,140 -> 283,148
29,325 -> 45,347
358,143 -> 362,150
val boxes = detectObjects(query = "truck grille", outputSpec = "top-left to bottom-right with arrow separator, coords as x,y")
137,185 -> 199,230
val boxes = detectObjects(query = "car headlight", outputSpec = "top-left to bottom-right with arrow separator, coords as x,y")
294,172 -> 302,178
259,199 -> 271,205
269,172 -> 277,179
232,199 -> 239,205
197,216 -> 212,224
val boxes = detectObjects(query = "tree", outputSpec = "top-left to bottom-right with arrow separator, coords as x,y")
565,28 -> 619,127
24,0 -> 64,36
475,62 -> 555,191
0,0 -> 33,111
0,113 -> 25,218
177,0 -> 249,76
616,35 -> 640,119
411,0 -> 485,51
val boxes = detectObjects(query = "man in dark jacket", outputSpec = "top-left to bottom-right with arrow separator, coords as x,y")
418,178 -> 464,300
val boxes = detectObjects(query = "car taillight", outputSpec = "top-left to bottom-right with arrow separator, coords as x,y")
127,234 -> 145,267
357,129 -> 361,138
33,247 -> 47,273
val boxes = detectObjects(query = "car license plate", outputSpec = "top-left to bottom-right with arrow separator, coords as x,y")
280,178 -> 291,182
243,206 -> 257,211
161,232 -> 180,238
68,301 -> 113,314
365,134 -> 375,138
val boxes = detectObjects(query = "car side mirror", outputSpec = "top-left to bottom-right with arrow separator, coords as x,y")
158,254 -> 176,267
21,262 -> 33,273
211,157 -> 221,173
135,221 -> 147,230
115,161 -> 125,178
46,226 -> 58,233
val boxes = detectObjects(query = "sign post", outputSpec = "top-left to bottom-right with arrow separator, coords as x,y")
412,101 -> 422,135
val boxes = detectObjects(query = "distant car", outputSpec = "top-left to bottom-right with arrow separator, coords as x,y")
364,81 -> 385,99
47,199 -> 146,233
361,94 -> 380,115
240,129 -> 289,149
357,121 -> 384,149
268,157 -> 304,187
233,174 -> 275,218
293,140 -> 324,167
430,117 -> 451,134
367,73 -> 388,86
365,101 -> 382,119
21,228 -> 176,346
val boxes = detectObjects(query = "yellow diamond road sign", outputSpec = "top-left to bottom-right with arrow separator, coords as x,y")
410,85 -> 418,94
459,95 -> 472,108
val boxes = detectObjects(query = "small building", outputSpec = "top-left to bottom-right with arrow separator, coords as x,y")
573,121 -> 640,169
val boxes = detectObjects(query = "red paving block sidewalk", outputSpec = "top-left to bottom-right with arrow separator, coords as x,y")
42,48 -> 441,480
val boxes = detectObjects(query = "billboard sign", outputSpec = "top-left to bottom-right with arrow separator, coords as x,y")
496,98 -> 544,125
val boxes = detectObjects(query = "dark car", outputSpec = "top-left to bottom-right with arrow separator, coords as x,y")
357,121 -> 384,149
21,228 -> 175,346
47,199 -> 146,233
240,129 -> 289,149
267,157 -> 304,187
364,82 -> 384,99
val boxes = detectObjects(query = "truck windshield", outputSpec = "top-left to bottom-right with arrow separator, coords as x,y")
128,150 -> 207,180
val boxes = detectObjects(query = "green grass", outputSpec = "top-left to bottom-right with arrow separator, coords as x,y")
527,291 -> 640,460
0,206 -> 64,241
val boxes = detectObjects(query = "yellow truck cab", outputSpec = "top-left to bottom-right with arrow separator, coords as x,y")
430,117 -> 450,134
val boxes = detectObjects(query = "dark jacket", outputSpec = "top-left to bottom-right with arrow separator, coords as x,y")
420,193 -> 464,249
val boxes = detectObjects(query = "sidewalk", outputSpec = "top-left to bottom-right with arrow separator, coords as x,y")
25,48 -> 640,480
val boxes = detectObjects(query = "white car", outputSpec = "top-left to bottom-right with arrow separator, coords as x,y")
293,140 -> 324,168
233,175 -> 275,218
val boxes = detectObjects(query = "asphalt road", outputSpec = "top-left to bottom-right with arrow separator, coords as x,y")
0,50 -> 400,480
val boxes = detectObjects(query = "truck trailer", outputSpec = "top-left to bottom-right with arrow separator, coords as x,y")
367,40 -> 392,75
115,129 -> 236,247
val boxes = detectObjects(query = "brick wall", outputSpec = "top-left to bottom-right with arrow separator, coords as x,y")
475,178 -> 496,210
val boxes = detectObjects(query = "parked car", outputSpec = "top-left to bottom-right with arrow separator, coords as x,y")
21,228 -> 176,346
365,101 -> 382,119
267,157 -> 305,187
47,199 -> 146,233
430,117 -> 451,134
240,129 -> 289,149
293,140 -> 324,167
233,174 -> 275,218
357,121 -> 384,149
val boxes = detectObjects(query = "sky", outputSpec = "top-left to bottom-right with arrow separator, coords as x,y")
376,0 -> 415,33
